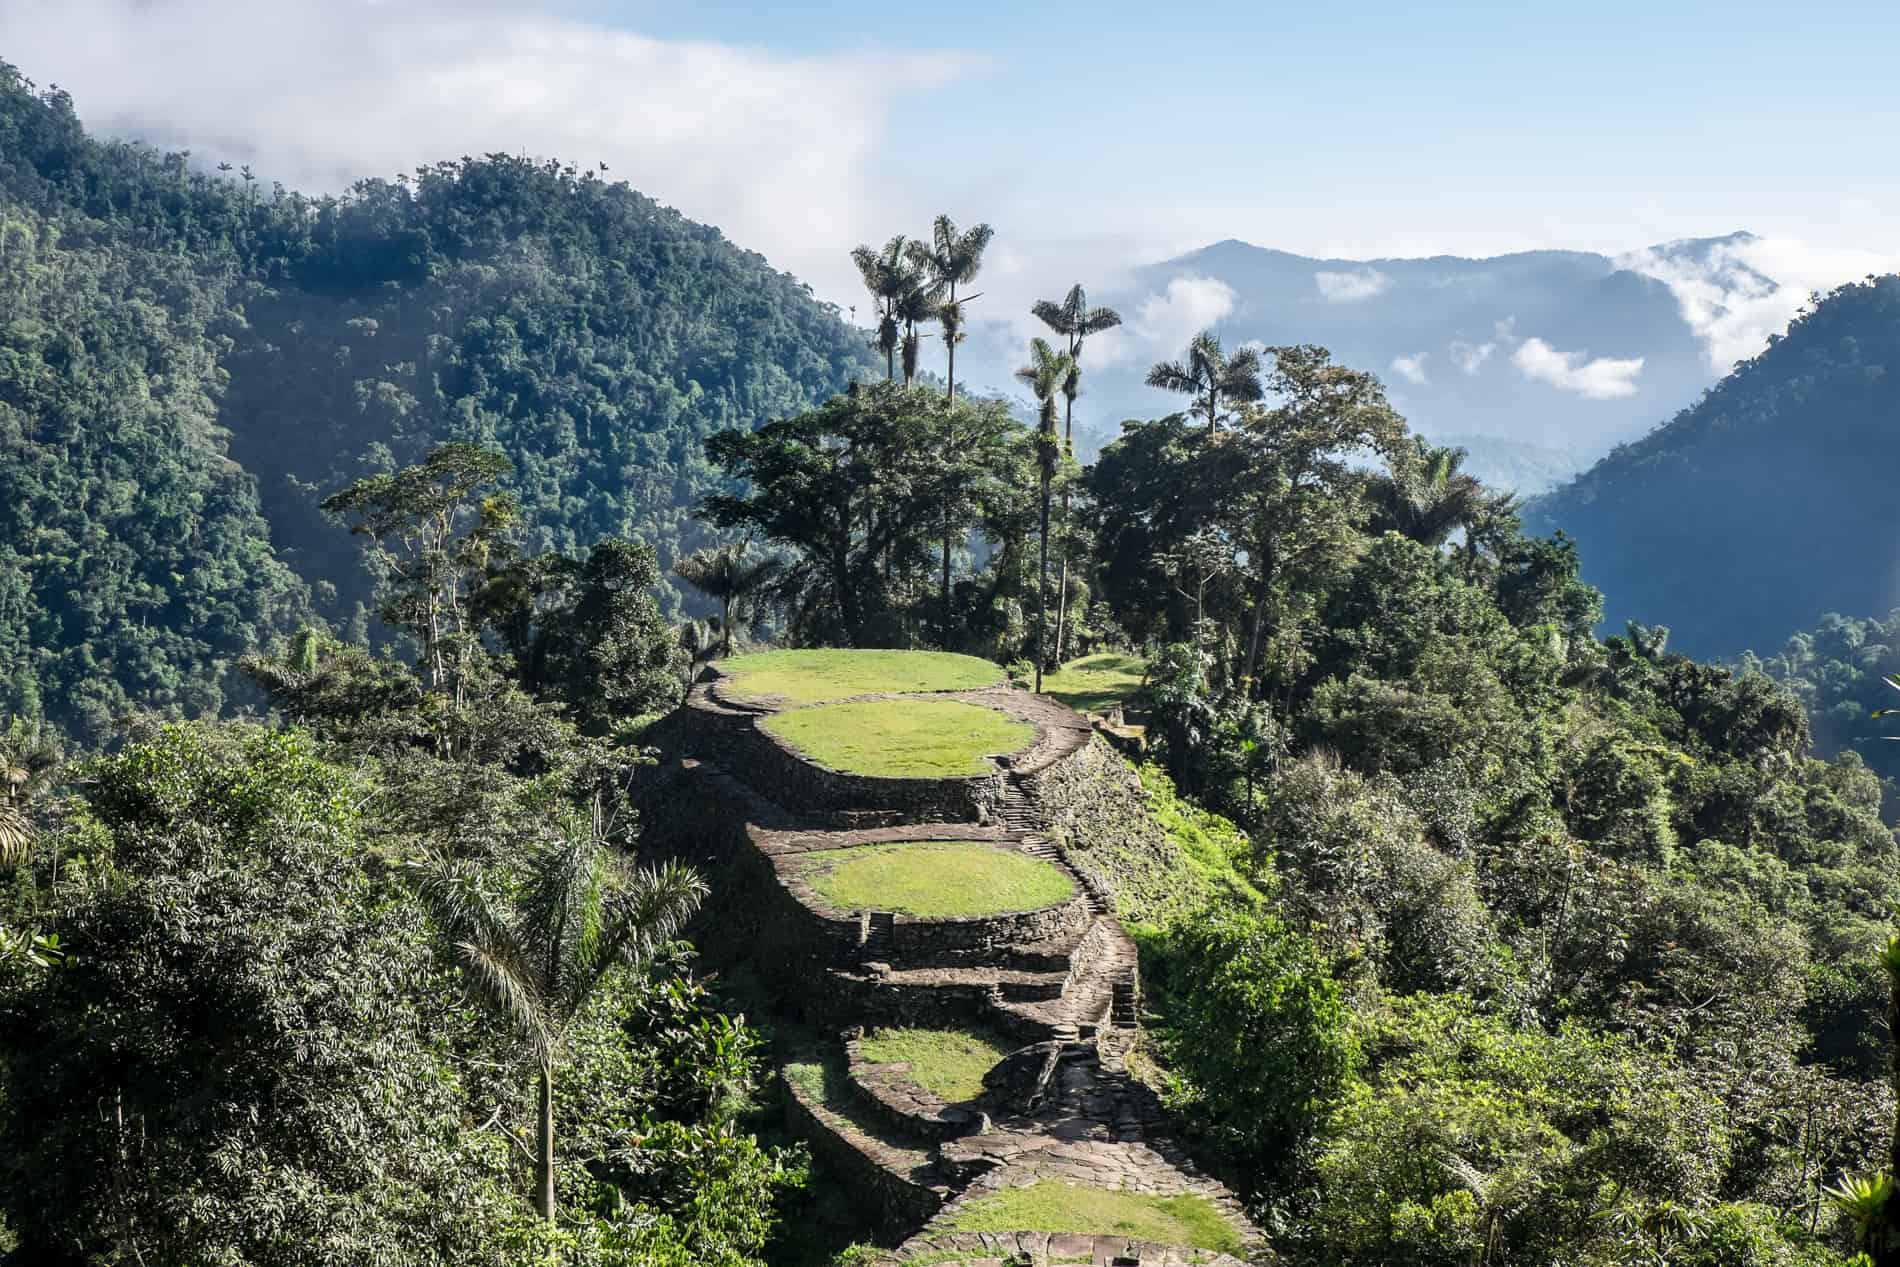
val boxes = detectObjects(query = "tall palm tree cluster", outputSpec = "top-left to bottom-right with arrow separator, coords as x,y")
849,219 -> 1128,688
1014,287 -> 1125,688
850,215 -> 995,397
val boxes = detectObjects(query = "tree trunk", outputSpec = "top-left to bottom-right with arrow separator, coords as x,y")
942,528 -> 953,645
1054,395 -> 1074,667
536,1060 -> 556,1222
1241,540 -> 1276,697
946,285 -> 957,403
721,594 -> 733,657
1036,467 -> 1050,693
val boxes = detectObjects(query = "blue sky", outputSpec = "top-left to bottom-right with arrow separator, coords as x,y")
1,0 -> 1893,312
579,0 -> 1900,262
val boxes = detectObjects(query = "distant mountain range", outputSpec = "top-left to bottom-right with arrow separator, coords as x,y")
959,231 -> 1813,494
1524,272 -> 1900,657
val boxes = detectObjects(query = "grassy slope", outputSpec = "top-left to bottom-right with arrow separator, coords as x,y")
1039,653 -> 1149,715
946,1182 -> 1243,1256
802,842 -> 1075,917
719,649 -> 1004,705
762,699 -> 1034,778
857,1027 -> 1015,1103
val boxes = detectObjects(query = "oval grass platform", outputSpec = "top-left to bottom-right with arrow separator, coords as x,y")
946,1182 -> 1243,1257
718,649 -> 1005,706
803,842 -> 1075,918
857,1025 -> 1016,1103
762,698 -> 1034,778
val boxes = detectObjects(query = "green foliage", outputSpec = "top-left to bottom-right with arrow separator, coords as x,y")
701,382 -> 1035,649
0,64 -> 871,739
1143,906 -> 1356,1172
0,723 -> 531,1265
1311,994 -> 1738,1266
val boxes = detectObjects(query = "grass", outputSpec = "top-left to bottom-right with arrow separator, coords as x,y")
857,1026 -> 1016,1102
1039,653 -> 1149,715
762,698 -> 1034,778
718,648 -> 1004,705
946,1182 -> 1243,1256
781,1058 -> 853,1111
803,842 -> 1075,917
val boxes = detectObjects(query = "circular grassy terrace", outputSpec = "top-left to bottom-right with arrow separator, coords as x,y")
857,1026 -> 1015,1103
802,842 -> 1074,918
947,1182 -> 1242,1256
761,697 -> 1034,779
717,648 -> 1004,706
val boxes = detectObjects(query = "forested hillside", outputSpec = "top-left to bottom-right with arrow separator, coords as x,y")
0,63 -> 871,741
1526,273 -> 1900,657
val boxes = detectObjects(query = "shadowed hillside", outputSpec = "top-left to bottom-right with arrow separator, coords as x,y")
1526,273 -> 1900,657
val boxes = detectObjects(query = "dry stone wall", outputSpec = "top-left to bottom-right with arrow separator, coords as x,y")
639,661 -> 1268,1265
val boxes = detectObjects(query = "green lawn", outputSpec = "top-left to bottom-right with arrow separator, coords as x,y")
762,698 -> 1034,778
946,1182 -> 1242,1256
857,1026 -> 1016,1102
1039,653 -> 1148,715
803,842 -> 1074,917
718,648 -> 1004,705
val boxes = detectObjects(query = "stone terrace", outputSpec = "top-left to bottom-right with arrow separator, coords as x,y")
652,659 -> 1267,1265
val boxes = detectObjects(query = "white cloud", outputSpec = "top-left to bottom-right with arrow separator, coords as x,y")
1390,352 -> 1429,385
1313,267 -> 1389,302
1512,338 -> 1644,399
1448,340 -> 1495,374
1617,234 -> 1900,370
0,0 -> 978,306
1075,274 -> 1237,371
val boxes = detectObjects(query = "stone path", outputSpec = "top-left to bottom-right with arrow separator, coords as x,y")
662,668 -> 1267,1265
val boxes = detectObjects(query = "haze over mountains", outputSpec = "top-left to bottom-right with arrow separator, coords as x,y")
953,231 -> 1868,493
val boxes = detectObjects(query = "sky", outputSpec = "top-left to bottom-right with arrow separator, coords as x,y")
1,0 -> 1895,347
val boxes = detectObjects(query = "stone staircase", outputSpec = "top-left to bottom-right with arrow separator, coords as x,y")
660,673 -> 1264,1264
860,910 -> 898,962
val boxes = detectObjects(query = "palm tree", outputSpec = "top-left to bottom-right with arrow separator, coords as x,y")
1375,437 -> 1486,548
0,723 -> 59,868
913,216 -> 994,402
1017,337 -> 1073,692
1145,330 -> 1264,432
895,270 -> 944,387
1461,487 -> 1521,583
673,543 -> 780,657
849,236 -> 911,380
1032,285 -> 1122,664
413,839 -> 707,1221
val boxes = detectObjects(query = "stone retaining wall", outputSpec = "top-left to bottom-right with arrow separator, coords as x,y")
680,687 -> 1010,824
776,849 -> 1095,967
782,1078 -> 946,1238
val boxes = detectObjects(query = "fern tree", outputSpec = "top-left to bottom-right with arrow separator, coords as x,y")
673,543 -> 780,657
1016,337 -> 1073,690
413,840 -> 707,1221
913,216 -> 994,402
1032,285 -> 1122,665
1146,329 -> 1264,432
